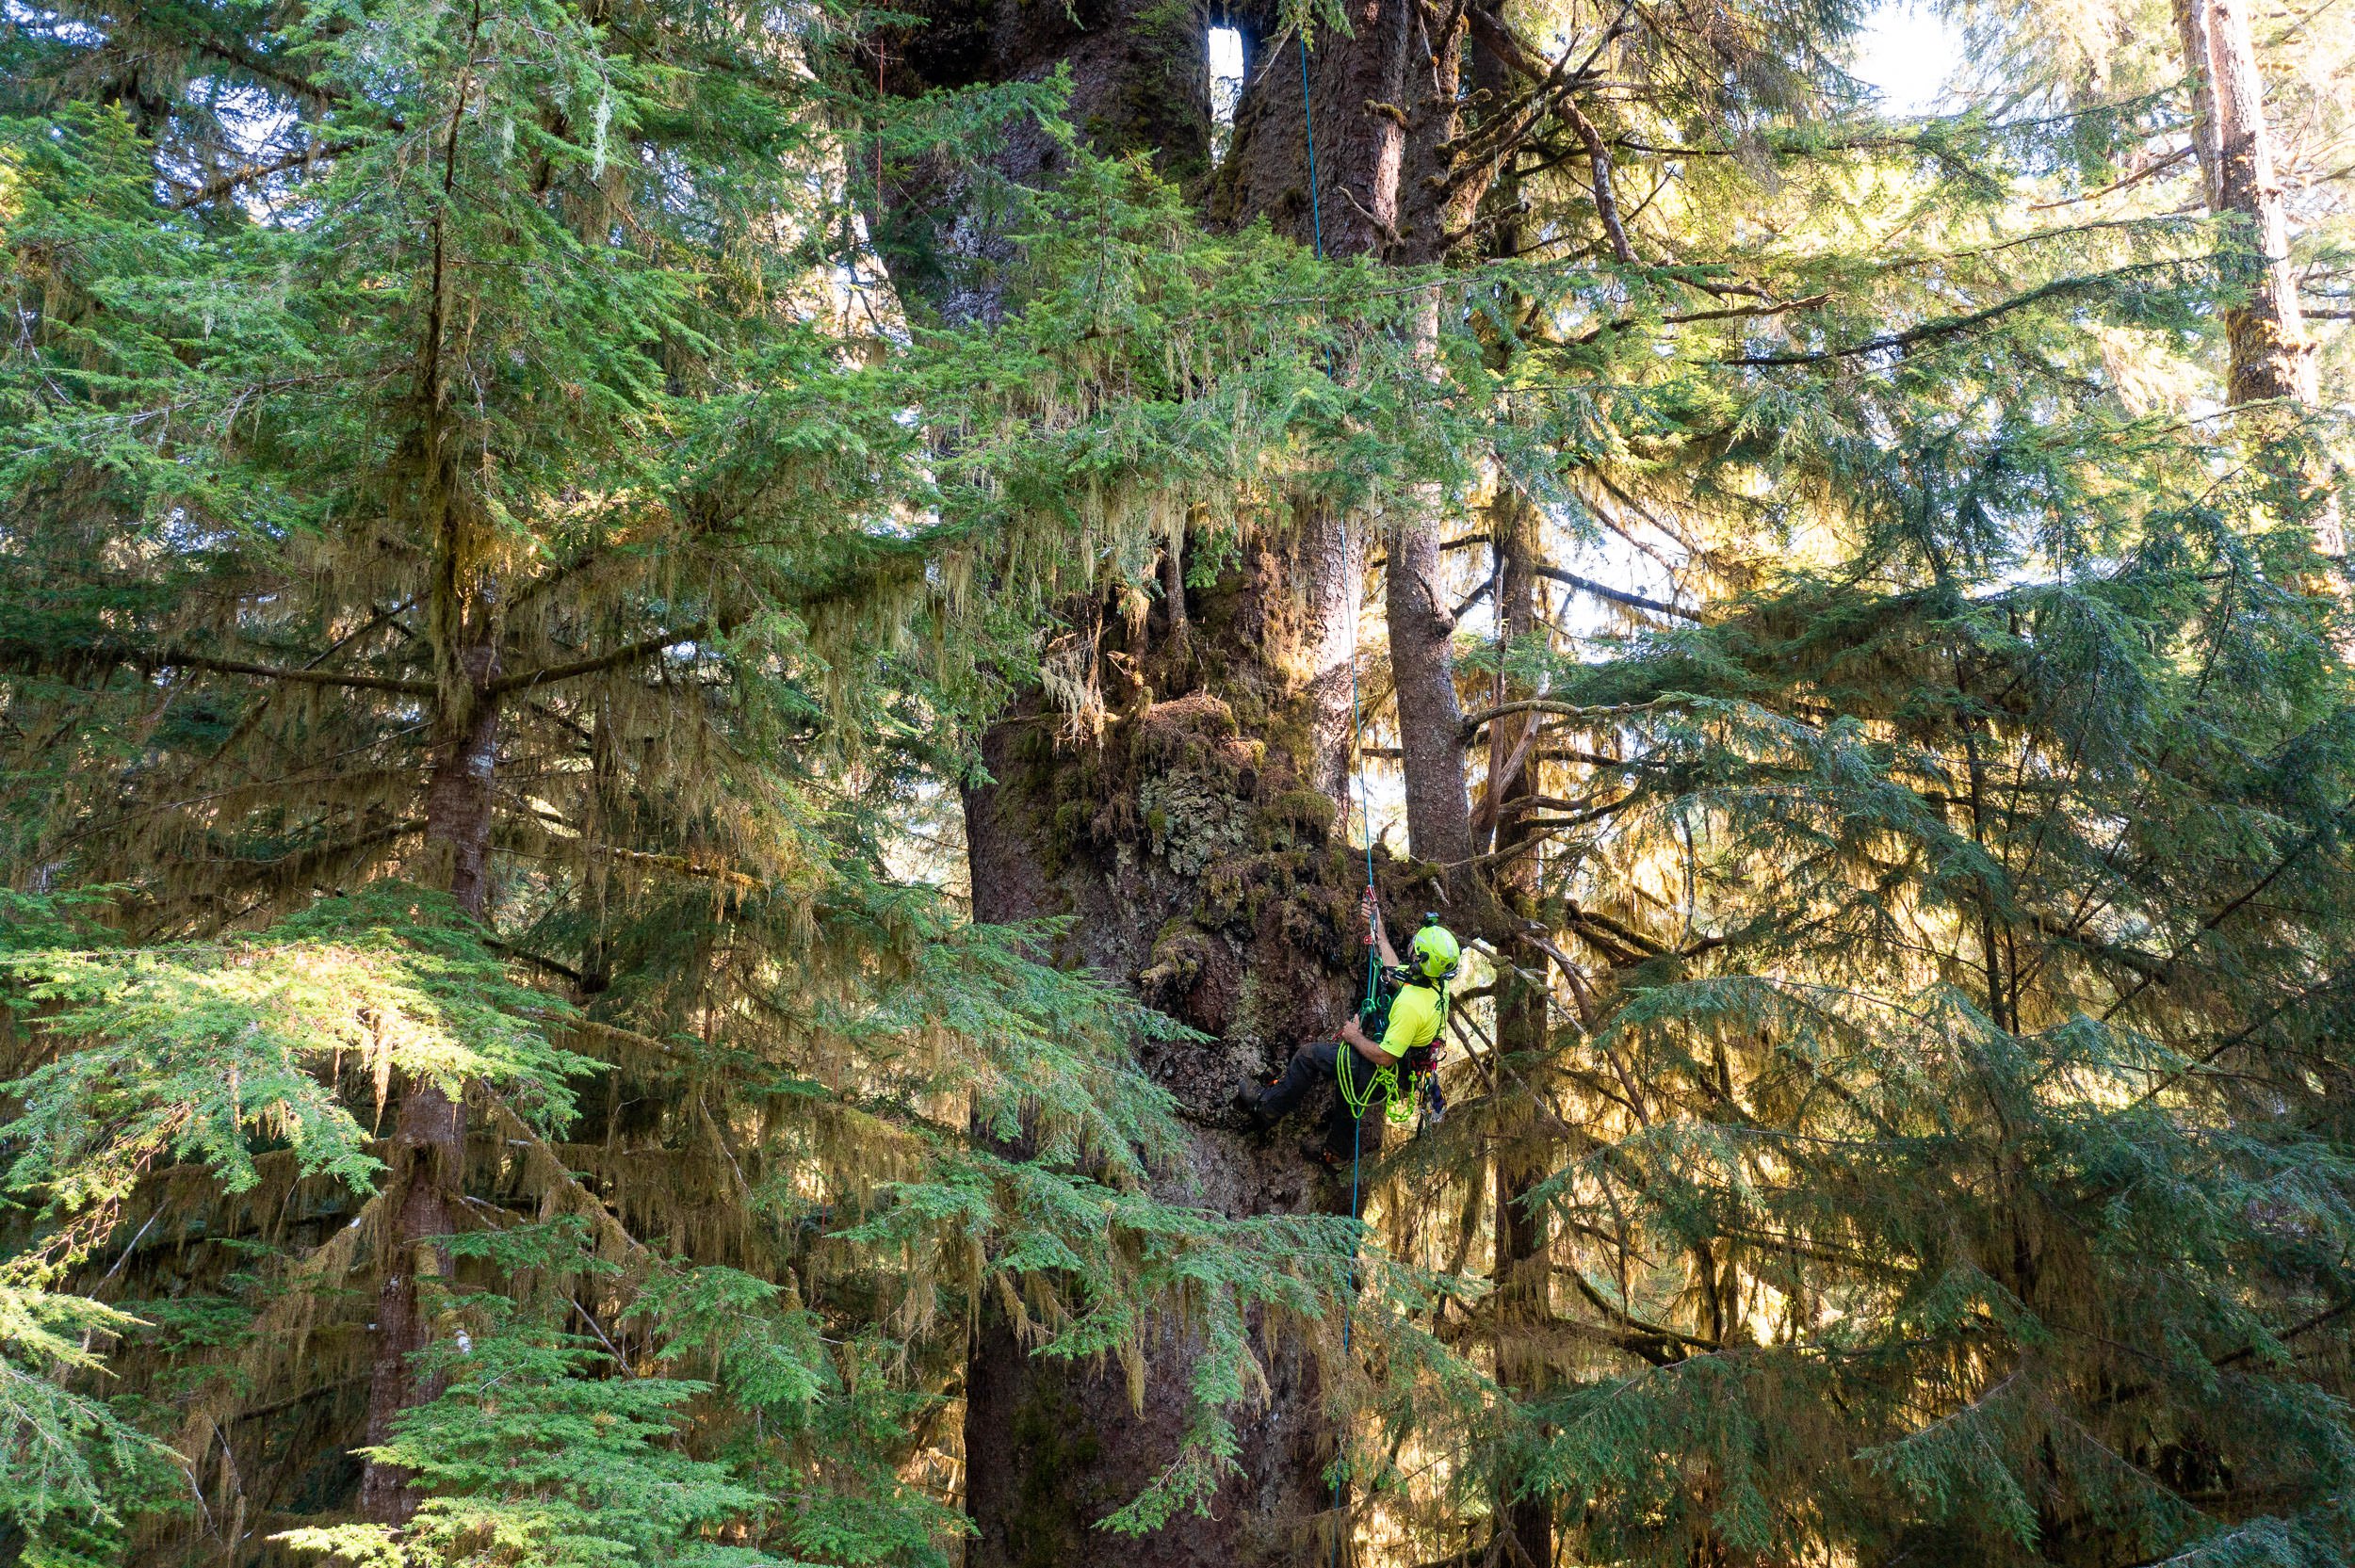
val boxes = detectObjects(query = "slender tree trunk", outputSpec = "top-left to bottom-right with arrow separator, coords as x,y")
1302,501 -> 1372,803
1386,483 -> 1475,885
363,121 -> 499,1504
2173,0 -> 2227,213
355,1085 -> 464,1522
420,656 -> 502,916
2181,0 -> 2316,407
1487,493 -> 1553,1568
2174,0 -> 2346,568
359,650 -> 497,1522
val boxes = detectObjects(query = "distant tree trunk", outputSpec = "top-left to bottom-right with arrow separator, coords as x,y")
2173,0 -> 2346,568
2178,0 -> 2315,407
1387,489 -> 1474,885
1486,493 -> 1554,1568
358,652 -> 497,1522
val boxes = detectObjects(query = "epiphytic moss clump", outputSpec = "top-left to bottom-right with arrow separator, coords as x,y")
1254,789 -> 1337,850
1138,918 -> 1215,1003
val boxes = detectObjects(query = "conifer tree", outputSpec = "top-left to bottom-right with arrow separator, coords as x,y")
0,1 -> 1374,1560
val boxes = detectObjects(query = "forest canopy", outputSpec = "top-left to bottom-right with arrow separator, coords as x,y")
1,0 -> 2351,1562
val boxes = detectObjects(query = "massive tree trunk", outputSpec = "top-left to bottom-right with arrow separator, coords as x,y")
881,0 -> 1211,324
938,22 -> 1389,1560
2172,0 -> 2346,569
1216,0 -> 1405,253
922,6 -> 1531,1556
1223,0 -> 1482,893
961,531 -> 1371,1566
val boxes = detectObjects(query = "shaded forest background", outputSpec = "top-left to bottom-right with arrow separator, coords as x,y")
3,0 -> 2353,1561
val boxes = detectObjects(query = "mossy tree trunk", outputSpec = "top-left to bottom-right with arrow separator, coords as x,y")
889,8 -> 1374,1562
1222,0 -> 1485,894
358,658 -> 496,1522
357,137 -> 500,1518
920,5 -> 1533,1556
961,528 -> 1372,1565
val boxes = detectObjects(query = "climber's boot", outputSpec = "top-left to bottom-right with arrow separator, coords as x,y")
1233,1076 -> 1275,1129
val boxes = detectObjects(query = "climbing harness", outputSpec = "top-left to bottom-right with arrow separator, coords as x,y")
1338,962 -> 1451,1129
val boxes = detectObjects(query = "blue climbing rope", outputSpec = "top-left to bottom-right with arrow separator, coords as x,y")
1299,37 -> 1325,262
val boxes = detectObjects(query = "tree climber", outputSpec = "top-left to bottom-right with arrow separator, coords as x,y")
1236,890 -> 1459,1166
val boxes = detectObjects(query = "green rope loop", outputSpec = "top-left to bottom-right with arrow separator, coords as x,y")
1333,1045 -> 1400,1121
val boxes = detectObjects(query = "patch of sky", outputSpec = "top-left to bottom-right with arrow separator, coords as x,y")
1209,26 -> 1243,164
1847,1 -> 1962,117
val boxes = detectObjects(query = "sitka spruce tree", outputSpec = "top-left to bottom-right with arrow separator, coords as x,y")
0,0 -> 1372,1561
4,0 -> 2354,1562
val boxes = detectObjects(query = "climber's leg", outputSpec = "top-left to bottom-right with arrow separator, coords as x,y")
1242,1039 -> 1341,1123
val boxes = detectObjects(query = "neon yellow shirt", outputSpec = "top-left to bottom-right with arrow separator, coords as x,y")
1378,981 -> 1446,1059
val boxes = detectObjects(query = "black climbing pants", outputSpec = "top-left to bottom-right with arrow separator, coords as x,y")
1260,1039 -> 1389,1161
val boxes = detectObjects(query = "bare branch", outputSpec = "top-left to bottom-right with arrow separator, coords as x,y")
1461,696 -> 1685,740
174,139 -> 365,209
1532,565 -> 1695,620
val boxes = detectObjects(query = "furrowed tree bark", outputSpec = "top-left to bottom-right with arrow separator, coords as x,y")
1215,0 -> 1406,251
2181,0 -> 2316,408
1226,0 -> 1484,900
2173,0 -> 2347,573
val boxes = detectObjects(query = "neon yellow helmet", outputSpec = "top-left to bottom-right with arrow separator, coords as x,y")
1407,919 -> 1461,981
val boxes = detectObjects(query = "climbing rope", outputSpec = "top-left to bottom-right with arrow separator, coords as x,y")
1333,1045 -> 1397,1123
1299,37 -> 1326,264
